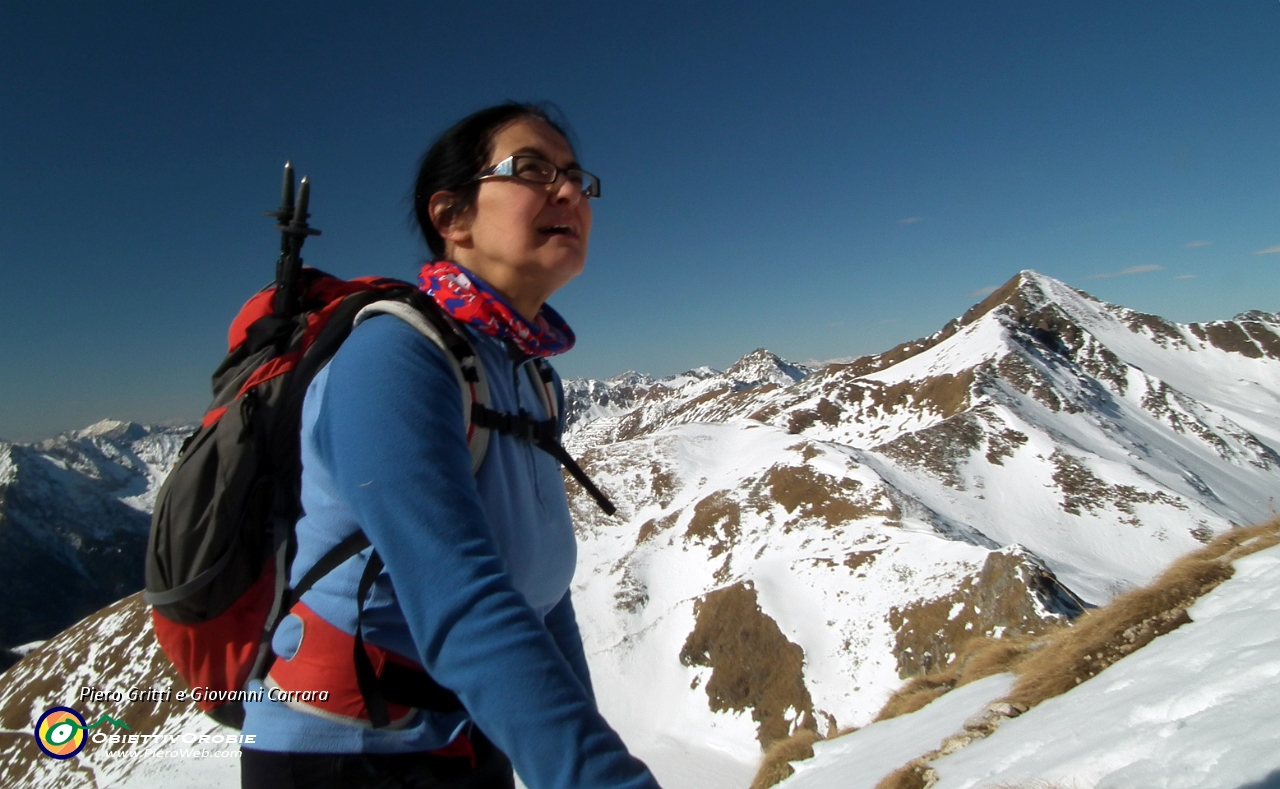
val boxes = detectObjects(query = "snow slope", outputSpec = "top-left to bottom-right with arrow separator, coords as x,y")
568,420 -> 1075,785
783,673 -> 1016,789
777,542 -> 1280,789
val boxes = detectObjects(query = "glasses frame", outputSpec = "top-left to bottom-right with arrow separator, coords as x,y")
471,154 -> 601,199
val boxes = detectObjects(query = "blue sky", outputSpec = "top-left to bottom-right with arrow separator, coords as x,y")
3,2 -> 1279,441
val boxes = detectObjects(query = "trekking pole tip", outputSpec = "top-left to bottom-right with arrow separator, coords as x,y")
295,177 -> 310,220
288,177 -> 322,237
268,161 -> 297,221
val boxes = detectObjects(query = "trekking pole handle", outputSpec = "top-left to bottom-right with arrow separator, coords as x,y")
266,164 -> 319,317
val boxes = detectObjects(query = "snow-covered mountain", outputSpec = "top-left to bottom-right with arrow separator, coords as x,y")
561,350 -> 812,445
0,592 -> 233,789
557,270 -> 1280,786
1,270 -> 1277,789
0,420 -> 191,660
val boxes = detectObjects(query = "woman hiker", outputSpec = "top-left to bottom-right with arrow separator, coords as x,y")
240,102 -> 661,789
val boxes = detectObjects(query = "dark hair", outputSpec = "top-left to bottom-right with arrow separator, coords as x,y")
413,102 -> 574,260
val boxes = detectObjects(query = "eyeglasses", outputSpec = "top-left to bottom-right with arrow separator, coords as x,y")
472,155 -> 601,198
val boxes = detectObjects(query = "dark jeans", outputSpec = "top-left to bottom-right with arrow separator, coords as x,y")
241,732 -> 515,789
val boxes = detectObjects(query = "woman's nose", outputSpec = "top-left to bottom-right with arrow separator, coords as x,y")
549,173 -> 582,205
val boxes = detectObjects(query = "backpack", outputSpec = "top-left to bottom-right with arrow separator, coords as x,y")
144,169 -> 614,728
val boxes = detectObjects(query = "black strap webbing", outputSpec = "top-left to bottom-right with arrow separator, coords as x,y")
397,290 -> 613,516
290,531 -> 370,604
263,534 -> 462,728
353,550 -> 464,728
538,438 -> 618,517
254,531 -> 373,682
472,403 -> 618,517
353,551 -> 390,728
471,403 -> 558,444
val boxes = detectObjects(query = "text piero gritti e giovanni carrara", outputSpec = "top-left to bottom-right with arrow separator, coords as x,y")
78,685 -> 331,703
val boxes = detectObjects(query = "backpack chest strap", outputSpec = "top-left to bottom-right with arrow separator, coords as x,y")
470,403 -> 558,444
354,298 -> 614,517
472,403 -> 616,517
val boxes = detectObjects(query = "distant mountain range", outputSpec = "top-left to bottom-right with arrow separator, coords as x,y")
1,270 -> 1277,789
0,420 -> 191,667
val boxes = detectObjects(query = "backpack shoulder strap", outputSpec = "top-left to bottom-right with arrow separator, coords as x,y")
353,297 -> 490,474
527,358 -> 560,428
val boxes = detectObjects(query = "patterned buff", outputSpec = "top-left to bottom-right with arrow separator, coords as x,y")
417,261 -> 576,358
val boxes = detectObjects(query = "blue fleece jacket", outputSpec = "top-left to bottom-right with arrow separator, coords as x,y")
239,313 -> 659,789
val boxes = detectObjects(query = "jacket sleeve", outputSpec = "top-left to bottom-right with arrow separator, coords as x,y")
313,317 -> 658,789
544,592 -> 596,704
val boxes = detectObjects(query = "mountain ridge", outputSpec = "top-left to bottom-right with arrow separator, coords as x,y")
1,270 -> 1277,789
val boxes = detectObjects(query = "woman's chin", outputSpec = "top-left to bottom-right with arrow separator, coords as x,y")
532,250 -> 587,284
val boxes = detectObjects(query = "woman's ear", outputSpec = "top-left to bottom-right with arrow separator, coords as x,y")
429,191 -> 473,248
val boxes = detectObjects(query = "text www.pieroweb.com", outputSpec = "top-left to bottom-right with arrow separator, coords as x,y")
91,732 -> 254,759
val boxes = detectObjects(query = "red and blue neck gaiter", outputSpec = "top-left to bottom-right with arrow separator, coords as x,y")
418,261 -> 575,358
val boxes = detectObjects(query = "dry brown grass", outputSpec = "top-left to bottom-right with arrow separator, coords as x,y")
748,728 -> 823,789
748,519 -> 1280,789
679,582 -> 815,748
873,519 -> 1280,722
873,633 -> 1041,722
873,673 -> 959,723
1007,520 -> 1279,709
873,760 -> 935,789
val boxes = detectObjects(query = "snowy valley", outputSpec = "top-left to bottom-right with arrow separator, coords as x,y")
0,420 -> 191,668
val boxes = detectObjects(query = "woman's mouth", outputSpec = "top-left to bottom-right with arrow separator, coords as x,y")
539,224 -> 577,238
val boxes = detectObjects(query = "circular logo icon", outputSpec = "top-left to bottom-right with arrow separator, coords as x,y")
34,707 -> 87,759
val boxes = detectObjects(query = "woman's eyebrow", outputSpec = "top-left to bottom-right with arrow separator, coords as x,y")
511,146 -> 581,169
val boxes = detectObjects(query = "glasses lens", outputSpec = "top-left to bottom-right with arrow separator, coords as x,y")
514,157 -> 556,183
579,171 -> 600,198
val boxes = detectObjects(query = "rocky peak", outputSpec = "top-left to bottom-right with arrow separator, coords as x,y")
75,419 -> 148,442
956,270 -> 1089,329
723,348 -> 811,390
824,271 -> 1065,381
1235,309 -> 1280,326
606,370 -> 655,388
